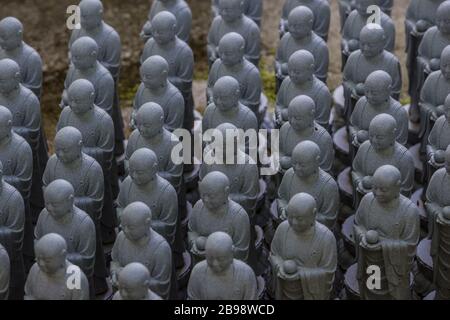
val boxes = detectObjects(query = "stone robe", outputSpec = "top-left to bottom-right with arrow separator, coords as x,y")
34,206 -> 96,278
111,229 -> 172,299
270,221 -> 337,300
0,84 -> 47,218
117,176 -> 178,247
427,116 -> 450,159
425,168 -> 450,236
279,122 -> 334,173
141,38 -> 194,129
352,141 -> 415,196
144,0 -> 192,43
0,244 -> 9,300
0,42 -> 43,98
188,199 -> 250,262
126,129 -> 182,193
277,168 -> 339,229
187,259 -> 258,300
24,261 -> 89,300
275,76 -> 331,129
207,15 -> 261,67
212,0 -> 262,26
276,32 -> 329,83
354,194 -> 420,300
207,58 -> 262,117
199,150 -> 259,217
350,97 -> 409,146
0,181 -> 24,299
112,290 -> 162,300
343,50 -> 402,119
202,102 -> 258,134
280,0 -> 330,41
132,82 -> 184,132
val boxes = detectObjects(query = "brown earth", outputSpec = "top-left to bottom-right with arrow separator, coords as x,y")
0,0 -> 411,151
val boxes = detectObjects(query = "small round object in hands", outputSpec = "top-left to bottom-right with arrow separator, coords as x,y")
365,230 -> 379,245
443,207 -> 450,220
430,58 -> 441,72
362,176 -> 373,190
283,260 -> 297,275
196,237 -> 207,251
434,150 -> 446,164
355,83 -> 365,96
416,20 -> 429,33
348,39 -> 359,52
357,130 -> 369,143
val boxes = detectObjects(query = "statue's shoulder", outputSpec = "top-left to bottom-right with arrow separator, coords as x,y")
395,142 -> 412,158
312,32 -> 327,48
210,16 -> 222,31
12,132 -> 31,151
73,206 -> 93,225
358,140 -> 371,153
229,200 -> 247,217
82,153 -> 102,173
191,260 -> 208,276
102,22 -> 119,39
423,26 -> 439,39
97,62 -> 114,80
22,42 -> 41,61
280,121 -> 291,135
242,15 -> 259,32
158,175 -> 176,193
243,59 -> 259,75
313,77 -> 329,91
20,85 -> 39,103
233,259 -> 254,276
382,50 -> 400,63
319,169 -> 336,186
399,195 -> 420,217
315,221 -> 335,243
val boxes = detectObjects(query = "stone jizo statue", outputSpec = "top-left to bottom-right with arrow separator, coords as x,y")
270,192 -> 337,300
277,141 -> 339,230
339,0 -> 393,29
187,231 -> 258,300
208,0 -> 261,67
111,201 -> 172,299
189,171 -> 251,263
276,6 -> 329,84
212,0 -> 263,26
0,243 -> 9,300
132,55 -> 184,132
354,165 -> 420,300
112,262 -> 162,300
427,94 -> 450,170
141,0 -> 192,43
24,233 -> 89,300
275,50 -> 331,129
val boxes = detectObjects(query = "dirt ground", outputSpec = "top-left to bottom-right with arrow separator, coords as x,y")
0,0 -> 411,151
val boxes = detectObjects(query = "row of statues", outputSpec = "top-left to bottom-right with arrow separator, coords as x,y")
1,0 -> 450,300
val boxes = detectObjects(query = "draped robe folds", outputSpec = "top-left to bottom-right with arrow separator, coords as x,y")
0,85 -> 47,221
0,133 -> 33,269
207,58 -> 262,120
275,76 -> 331,129
350,97 -> 409,146
0,42 -> 43,98
276,32 -> 329,83
270,221 -> 337,300
207,15 -> 261,67
188,199 -> 250,262
57,106 -> 116,242
42,153 -> 107,280
343,50 -> 402,120
132,82 -> 185,132
69,22 -> 125,156
279,122 -> 334,173
141,38 -> 194,130
34,207 -> 96,278
280,0 -> 330,41
117,176 -> 178,248
212,0 -> 263,26
352,142 -> 415,197
0,181 -> 25,299
24,261 -> 89,300
277,168 -> 339,229
187,259 -> 258,300
199,150 -> 259,219
0,244 -> 9,300
419,71 -> 450,154
143,0 -> 192,43
202,102 -> 258,134
354,194 -> 420,300
111,229 -> 172,299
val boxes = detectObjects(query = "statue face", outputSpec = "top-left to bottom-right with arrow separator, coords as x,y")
71,48 -> 97,70
55,140 -> 82,164
288,64 -> 313,84
0,119 -> 11,140
137,116 -> 163,139
0,26 -> 21,51
0,71 -> 19,94
130,162 -> 156,186
46,196 -> 73,220
288,208 -> 315,233
441,57 -> 450,80
69,92 -> 94,114
219,45 -> 243,66
141,68 -> 166,90
80,9 -> 102,30
292,155 -> 317,178
355,0 -> 372,16
152,23 -> 175,45
121,216 -> 149,241
289,108 -> 313,131
219,0 -> 242,23
366,84 -> 390,105
437,15 -> 450,34
36,250 -> 65,275
206,246 -> 233,274
119,282 -> 147,300
369,130 -> 393,151
373,176 -> 398,204
360,35 -> 384,58
214,89 -> 239,111
200,186 -> 228,210
288,19 -> 312,39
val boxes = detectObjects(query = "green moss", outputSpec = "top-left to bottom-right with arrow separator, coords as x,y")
400,96 -> 411,106
259,58 -> 276,106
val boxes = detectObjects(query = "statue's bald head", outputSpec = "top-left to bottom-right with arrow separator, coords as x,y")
122,202 -> 152,226
287,193 -> 317,233
292,141 -> 321,177
68,79 -> 95,113
360,24 -> 385,58
219,32 -> 245,65
373,165 -> 401,203
55,127 -> 83,163
355,0 -> 380,15
369,113 -> 397,150
288,6 -> 313,38
44,179 -> 74,204
79,0 -> 103,30
219,0 -> 243,22
0,59 -> 21,93
140,56 -> 169,89
129,148 -> 158,185
213,76 -> 240,110
365,70 -> 392,104
205,231 -> 234,273
288,50 -> 314,84
71,36 -> 98,69
445,94 -> 450,119
118,262 -> 151,300
35,233 -> 67,274
152,11 -> 177,44
0,106 -> 12,144
437,1 -> 450,34
441,46 -> 450,80
136,102 -> 164,138
0,17 -> 23,50
288,95 -> 315,130
200,171 -> 230,198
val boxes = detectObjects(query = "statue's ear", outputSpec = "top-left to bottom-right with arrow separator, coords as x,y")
78,139 -> 83,147
224,185 -> 230,194
161,69 -> 168,77
91,50 -> 97,58
14,71 -> 21,81
17,29 -> 23,38
7,119 -> 12,127
68,194 -> 75,202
